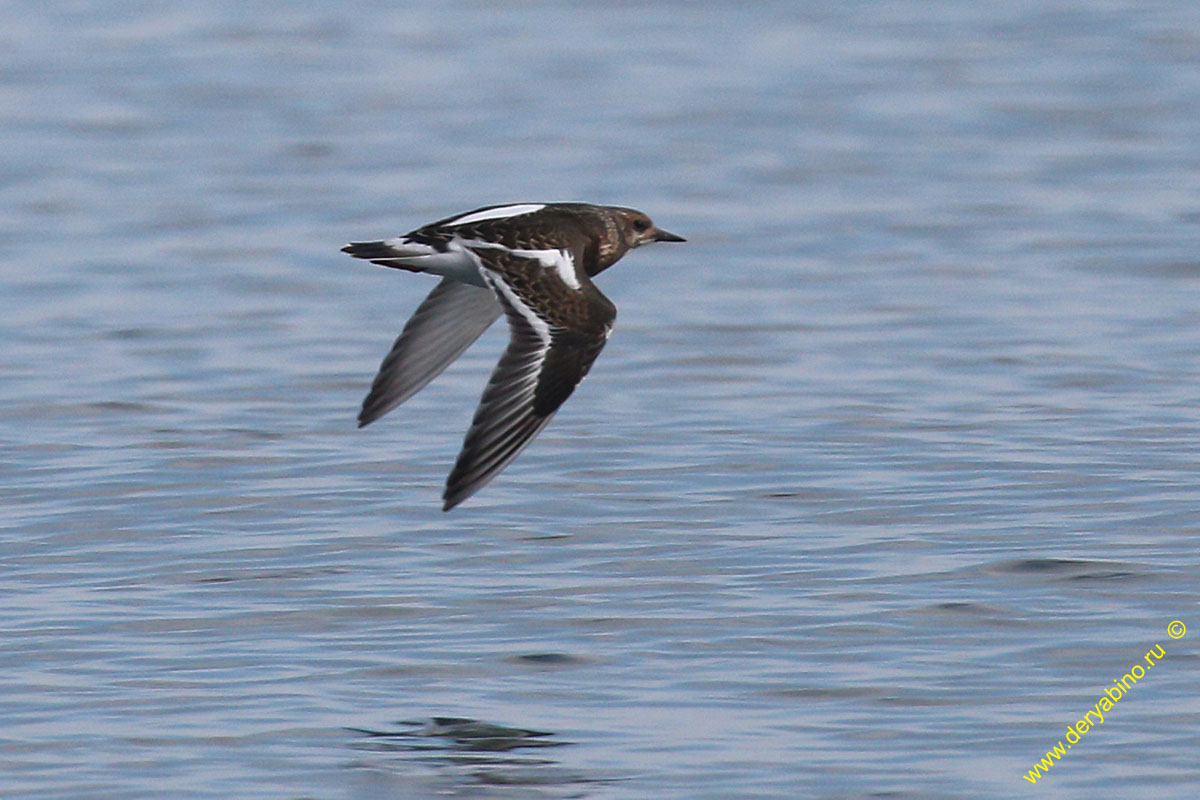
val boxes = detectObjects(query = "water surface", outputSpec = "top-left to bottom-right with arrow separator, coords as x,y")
3,1 -> 1200,798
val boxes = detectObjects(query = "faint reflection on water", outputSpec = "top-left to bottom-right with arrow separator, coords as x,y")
348,717 -> 607,800
352,717 -> 566,753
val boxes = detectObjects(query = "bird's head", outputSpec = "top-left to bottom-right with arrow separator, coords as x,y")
612,207 -> 687,249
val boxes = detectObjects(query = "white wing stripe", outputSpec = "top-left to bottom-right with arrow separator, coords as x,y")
483,268 -> 553,344
446,204 -> 546,227
464,241 -> 580,290
524,248 -> 579,290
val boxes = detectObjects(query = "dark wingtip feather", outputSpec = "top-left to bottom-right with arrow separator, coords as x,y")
442,474 -> 475,511
441,414 -> 553,512
357,402 -> 383,428
442,484 -> 469,511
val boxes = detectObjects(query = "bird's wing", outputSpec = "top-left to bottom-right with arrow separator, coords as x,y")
358,278 -> 501,427
442,245 -> 616,510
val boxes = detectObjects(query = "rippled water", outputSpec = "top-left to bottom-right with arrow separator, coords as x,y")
3,1 -> 1200,798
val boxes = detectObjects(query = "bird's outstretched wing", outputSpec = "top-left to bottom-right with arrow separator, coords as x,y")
358,278 -> 501,427
443,245 -> 616,510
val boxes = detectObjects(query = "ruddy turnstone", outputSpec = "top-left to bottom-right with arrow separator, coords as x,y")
344,202 -> 685,510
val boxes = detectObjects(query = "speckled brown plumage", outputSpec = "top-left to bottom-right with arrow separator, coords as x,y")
343,202 -> 685,510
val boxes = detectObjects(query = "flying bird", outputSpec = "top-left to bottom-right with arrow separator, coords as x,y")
343,202 -> 685,510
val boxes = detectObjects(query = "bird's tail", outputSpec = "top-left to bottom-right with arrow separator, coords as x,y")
342,240 -> 427,272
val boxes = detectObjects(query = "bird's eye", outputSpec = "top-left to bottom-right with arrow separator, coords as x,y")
632,219 -> 650,232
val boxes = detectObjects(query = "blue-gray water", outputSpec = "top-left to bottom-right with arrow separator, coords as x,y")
3,1 -> 1199,798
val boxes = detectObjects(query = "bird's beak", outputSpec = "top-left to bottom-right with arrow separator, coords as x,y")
652,228 -> 686,243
